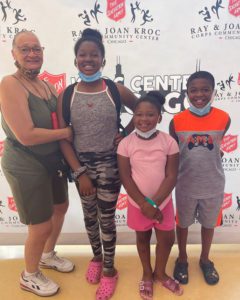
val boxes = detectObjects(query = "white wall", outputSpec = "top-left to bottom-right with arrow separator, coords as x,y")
0,0 -> 240,244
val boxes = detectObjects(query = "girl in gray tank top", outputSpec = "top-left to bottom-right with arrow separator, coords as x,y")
71,81 -> 118,153
58,28 -> 137,300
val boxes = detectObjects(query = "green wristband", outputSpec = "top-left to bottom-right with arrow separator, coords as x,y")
120,129 -> 128,137
145,196 -> 158,209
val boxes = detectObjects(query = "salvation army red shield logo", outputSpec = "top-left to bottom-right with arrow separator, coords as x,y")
8,197 -> 17,212
221,135 -> 238,153
0,141 -> 4,157
116,193 -> 128,210
38,71 -> 66,94
228,0 -> 240,17
222,193 -> 232,210
107,0 -> 126,21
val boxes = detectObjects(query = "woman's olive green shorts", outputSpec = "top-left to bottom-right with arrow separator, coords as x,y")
2,168 -> 68,225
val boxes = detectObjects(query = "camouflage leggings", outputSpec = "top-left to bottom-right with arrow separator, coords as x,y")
77,150 -> 121,270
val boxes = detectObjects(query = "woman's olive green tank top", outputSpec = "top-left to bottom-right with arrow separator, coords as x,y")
1,84 -> 60,172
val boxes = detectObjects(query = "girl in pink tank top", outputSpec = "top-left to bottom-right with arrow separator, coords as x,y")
117,91 -> 182,299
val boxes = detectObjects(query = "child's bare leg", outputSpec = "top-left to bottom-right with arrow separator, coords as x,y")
154,229 -> 183,295
136,230 -> 153,280
199,226 -> 219,285
176,226 -> 188,262
136,230 -> 153,300
153,229 -> 175,281
200,226 -> 214,263
173,225 -> 189,285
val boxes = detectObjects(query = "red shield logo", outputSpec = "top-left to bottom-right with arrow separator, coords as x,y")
221,135 -> 238,153
238,72 -> 240,85
222,193 -> 232,210
116,193 -> 128,210
0,141 -> 4,157
107,0 -> 126,21
228,0 -> 240,17
8,197 -> 17,212
38,71 -> 66,94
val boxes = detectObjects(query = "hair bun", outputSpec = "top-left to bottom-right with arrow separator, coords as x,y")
147,91 -> 165,105
82,28 -> 103,42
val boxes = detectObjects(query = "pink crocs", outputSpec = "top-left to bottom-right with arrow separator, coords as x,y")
86,261 -> 103,284
96,273 -> 118,300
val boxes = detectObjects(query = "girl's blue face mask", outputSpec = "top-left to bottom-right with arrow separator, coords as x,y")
78,70 -> 102,83
186,90 -> 216,116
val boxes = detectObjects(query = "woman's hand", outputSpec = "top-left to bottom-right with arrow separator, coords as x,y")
78,174 -> 96,196
65,126 -> 73,143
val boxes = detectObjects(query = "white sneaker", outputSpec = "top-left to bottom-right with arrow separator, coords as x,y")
20,271 -> 59,297
39,251 -> 75,273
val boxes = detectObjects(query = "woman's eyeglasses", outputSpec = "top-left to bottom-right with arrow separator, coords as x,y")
16,46 -> 45,56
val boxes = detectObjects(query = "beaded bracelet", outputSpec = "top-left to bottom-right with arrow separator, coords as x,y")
71,166 -> 87,181
145,196 -> 158,209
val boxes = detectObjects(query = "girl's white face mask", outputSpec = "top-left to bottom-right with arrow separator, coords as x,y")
135,127 -> 157,139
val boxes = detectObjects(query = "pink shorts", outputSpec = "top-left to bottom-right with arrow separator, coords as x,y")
127,200 -> 175,232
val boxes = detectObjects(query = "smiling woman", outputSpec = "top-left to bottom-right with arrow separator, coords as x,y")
12,32 -> 44,80
0,30 -> 74,297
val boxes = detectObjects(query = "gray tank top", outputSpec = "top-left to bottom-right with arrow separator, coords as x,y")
173,108 -> 229,198
70,85 -> 118,153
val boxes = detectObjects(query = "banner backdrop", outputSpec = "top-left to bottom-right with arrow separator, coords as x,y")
0,0 -> 240,244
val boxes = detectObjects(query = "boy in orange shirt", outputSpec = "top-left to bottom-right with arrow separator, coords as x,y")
169,71 -> 231,285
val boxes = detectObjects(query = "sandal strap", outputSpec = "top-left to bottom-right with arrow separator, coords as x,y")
139,281 -> 153,300
139,281 -> 153,292
163,278 -> 179,291
162,277 -> 183,295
